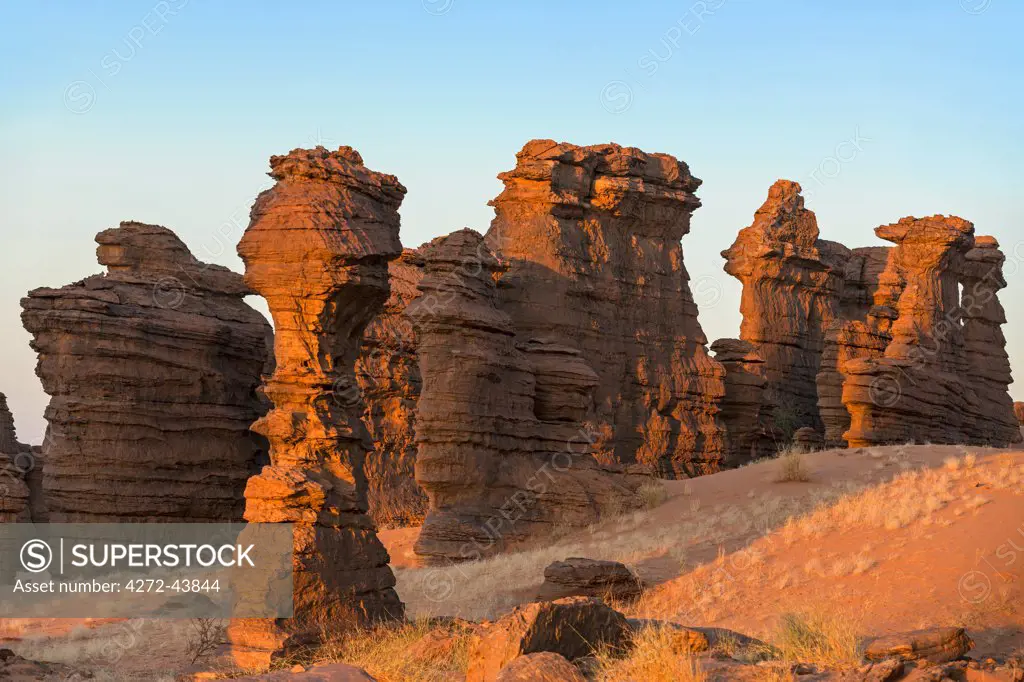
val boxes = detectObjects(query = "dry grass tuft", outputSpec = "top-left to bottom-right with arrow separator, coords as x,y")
772,610 -> 862,669
775,448 -> 811,483
314,619 -> 473,682
594,623 -> 706,681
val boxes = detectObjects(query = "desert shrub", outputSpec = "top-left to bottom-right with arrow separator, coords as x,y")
638,481 -> 669,509
774,448 -> 810,483
185,618 -> 225,664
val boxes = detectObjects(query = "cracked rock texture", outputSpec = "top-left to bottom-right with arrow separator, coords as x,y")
20,222 -> 272,522
486,139 -> 726,478
228,147 -> 404,668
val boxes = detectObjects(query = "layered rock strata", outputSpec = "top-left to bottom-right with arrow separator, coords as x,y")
408,229 -> 651,564
356,249 -> 427,527
709,339 -> 773,466
842,216 -> 980,446
959,237 -> 1022,445
722,180 -> 848,438
228,147 -> 404,667
486,139 -> 726,477
20,223 -> 271,522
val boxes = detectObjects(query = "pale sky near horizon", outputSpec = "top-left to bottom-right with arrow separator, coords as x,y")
1,1 -> 1022,443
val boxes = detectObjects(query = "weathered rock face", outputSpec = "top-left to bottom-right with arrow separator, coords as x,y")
356,249 -> 427,528
722,180 -> 848,438
228,147 -> 404,668
0,393 -> 33,522
486,139 -> 726,478
710,339 -> 773,465
407,229 -> 651,564
960,237 -> 1022,445
842,216 -> 981,447
1015,402 -> 1024,425
20,222 -> 271,522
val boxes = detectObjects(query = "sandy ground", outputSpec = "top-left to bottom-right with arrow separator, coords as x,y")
3,442 -> 1023,677
389,444 -> 1024,659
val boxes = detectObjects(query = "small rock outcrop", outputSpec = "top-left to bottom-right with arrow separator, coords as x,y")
537,558 -> 642,602
864,627 -> 973,664
722,180 -> 848,437
0,393 -> 32,522
356,249 -> 427,527
228,147 -> 404,668
407,229 -> 651,564
487,139 -> 727,477
842,217 -> 981,447
20,222 -> 271,522
710,339 -> 774,465
960,236 -> 1023,445
466,597 -> 632,682
792,426 -> 823,451
494,653 -> 586,682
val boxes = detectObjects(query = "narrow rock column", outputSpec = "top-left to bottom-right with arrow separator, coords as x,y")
722,180 -> 848,437
228,147 -> 405,668
0,393 -> 31,522
960,236 -> 1022,445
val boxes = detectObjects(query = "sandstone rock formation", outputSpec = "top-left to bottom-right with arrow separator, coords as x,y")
960,237 -> 1023,445
722,180 -> 848,438
1016,402 -> 1024,425
228,146 -> 405,668
20,222 -> 271,522
842,216 -> 982,447
486,139 -> 726,477
466,597 -> 631,682
0,393 -> 33,522
407,229 -> 651,564
356,249 -> 427,527
537,558 -> 642,602
710,339 -> 773,465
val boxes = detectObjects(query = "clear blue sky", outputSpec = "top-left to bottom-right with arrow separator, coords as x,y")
2,1 -> 1022,442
